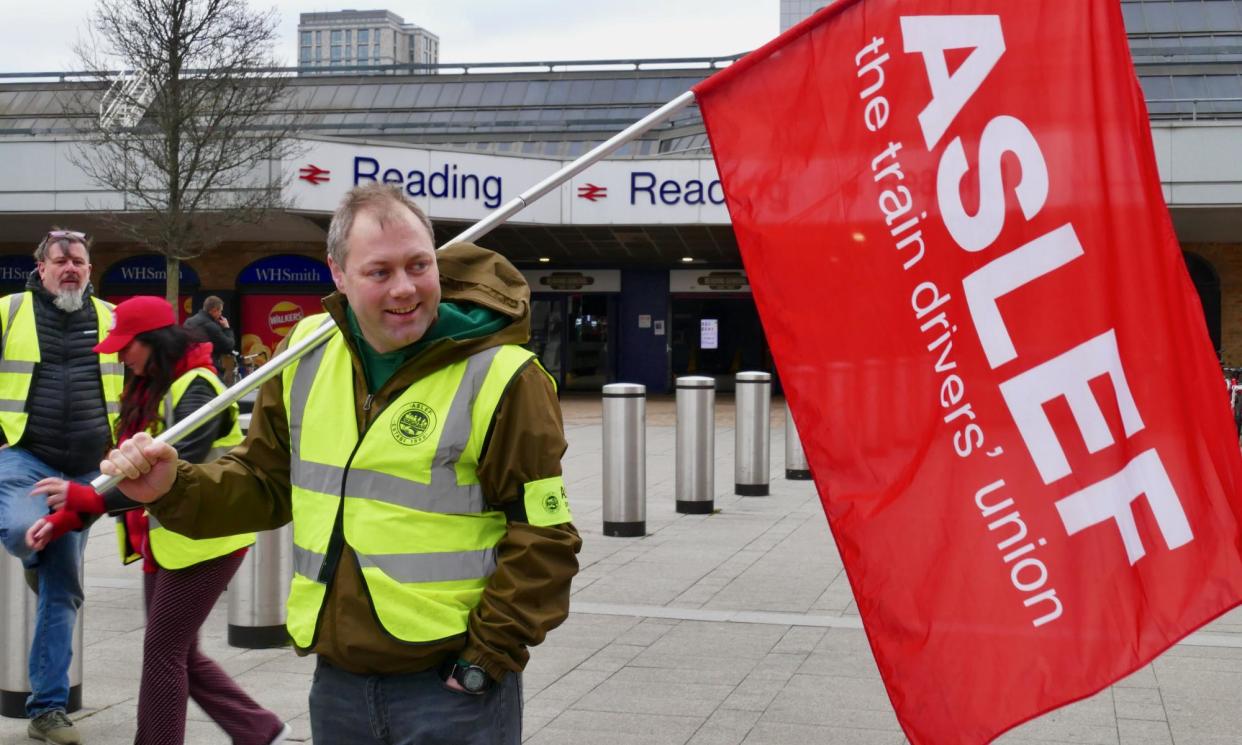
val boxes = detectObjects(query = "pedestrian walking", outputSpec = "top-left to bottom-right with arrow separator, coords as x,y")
27,296 -> 289,745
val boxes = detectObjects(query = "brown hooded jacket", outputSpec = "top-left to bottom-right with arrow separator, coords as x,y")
148,243 -> 582,680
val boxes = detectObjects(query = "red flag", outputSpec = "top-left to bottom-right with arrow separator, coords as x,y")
695,1 -> 1242,742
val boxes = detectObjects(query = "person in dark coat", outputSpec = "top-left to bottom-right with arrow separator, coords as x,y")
183,296 -> 234,372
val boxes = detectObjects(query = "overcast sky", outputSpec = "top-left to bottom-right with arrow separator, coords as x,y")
0,1 -> 779,72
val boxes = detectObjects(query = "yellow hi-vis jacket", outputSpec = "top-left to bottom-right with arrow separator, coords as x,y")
116,368 -> 253,569
0,292 -> 123,443
281,314 -> 548,648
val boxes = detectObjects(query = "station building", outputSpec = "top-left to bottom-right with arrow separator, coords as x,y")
0,0 -> 1238,393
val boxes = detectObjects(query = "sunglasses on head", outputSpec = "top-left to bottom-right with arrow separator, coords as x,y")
45,230 -> 87,242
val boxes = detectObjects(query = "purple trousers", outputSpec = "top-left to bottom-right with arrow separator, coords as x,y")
136,551 -> 283,745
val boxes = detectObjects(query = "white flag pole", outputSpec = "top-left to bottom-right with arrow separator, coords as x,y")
92,88 -> 700,494
448,89 -> 696,246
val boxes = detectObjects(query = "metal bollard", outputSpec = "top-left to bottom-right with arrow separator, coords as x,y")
735,371 -> 771,496
0,551 -> 83,717
675,376 -> 715,514
227,524 -> 292,648
785,400 -> 812,480
602,383 -> 646,537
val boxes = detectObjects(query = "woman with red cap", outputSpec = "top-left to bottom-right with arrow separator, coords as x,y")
26,295 -> 289,745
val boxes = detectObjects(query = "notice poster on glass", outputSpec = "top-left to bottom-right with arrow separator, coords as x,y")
701,318 -> 718,350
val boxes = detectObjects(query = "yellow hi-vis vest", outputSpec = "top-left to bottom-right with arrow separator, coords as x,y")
280,314 -> 563,649
0,292 -> 123,444
115,368 -> 254,569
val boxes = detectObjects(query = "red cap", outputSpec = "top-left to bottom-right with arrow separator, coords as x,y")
94,296 -> 176,354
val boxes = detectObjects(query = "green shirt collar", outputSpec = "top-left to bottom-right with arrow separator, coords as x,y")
345,301 -> 510,393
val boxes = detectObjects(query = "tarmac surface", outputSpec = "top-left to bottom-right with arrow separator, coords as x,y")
2,392 -> 1242,744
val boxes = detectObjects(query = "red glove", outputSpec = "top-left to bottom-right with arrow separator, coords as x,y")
41,509 -> 85,544
64,482 -> 105,514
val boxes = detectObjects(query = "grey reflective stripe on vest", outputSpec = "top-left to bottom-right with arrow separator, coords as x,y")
1,293 -> 24,354
0,361 -> 34,374
342,467 -> 481,515
0,296 -> 31,414
101,363 -> 125,377
429,346 -> 499,505
293,544 -> 327,582
294,460 -> 347,496
355,547 -> 497,584
164,393 -> 176,431
107,402 -> 120,415
148,514 -> 161,529
288,333 -> 328,462
289,344 -> 501,515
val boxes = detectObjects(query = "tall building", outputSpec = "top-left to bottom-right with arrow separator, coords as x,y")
298,10 -> 439,70
780,0 -> 832,32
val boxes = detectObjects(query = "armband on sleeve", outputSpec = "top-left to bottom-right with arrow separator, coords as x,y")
520,476 -> 573,527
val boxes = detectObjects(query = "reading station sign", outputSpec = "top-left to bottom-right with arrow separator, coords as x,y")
285,140 -> 730,226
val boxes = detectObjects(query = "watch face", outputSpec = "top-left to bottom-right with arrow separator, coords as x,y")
462,666 -> 488,692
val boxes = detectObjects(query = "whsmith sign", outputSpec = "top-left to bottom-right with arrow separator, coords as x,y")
285,140 -> 730,226
237,254 -> 332,287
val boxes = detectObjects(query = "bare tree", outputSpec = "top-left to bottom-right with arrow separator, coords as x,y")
73,0 -> 302,306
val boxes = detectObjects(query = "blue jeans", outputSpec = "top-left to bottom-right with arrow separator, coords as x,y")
0,447 -> 93,717
309,658 -> 522,745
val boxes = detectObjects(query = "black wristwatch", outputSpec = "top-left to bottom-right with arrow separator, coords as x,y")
444,659 -> 491,694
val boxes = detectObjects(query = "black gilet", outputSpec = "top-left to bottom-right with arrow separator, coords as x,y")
18,282 -> 114,475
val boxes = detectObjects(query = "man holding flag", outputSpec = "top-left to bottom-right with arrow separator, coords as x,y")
82,1 -> 1242,742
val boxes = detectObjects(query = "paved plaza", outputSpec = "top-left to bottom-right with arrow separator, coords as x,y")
2,393 -> 1242,744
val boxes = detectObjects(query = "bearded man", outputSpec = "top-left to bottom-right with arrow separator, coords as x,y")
0,229 -> 123,745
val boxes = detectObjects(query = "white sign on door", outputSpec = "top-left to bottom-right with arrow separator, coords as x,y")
701,319 -> 719,350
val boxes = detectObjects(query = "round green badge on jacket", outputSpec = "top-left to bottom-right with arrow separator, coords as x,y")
390,401 -> 437,446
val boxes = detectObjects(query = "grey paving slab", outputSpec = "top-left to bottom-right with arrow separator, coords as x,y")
1116,665 -> 1160,689
1117,718 -> 1175,745
1113,687 -> 1167,721
1163,693 -> 1242,740
642,620 -> 787,659
743,720 -> 906,745
4,394 -> 1242,745
761,673 -> 902,731
721,677 -> 786,713
526,709 -> 705,745
687,708 -> 763,745
576,642 -> 648,675
771,626 -> 828,656
573,675 -> 733,718
745,653 -> 804,683
525,668 -> 613,711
